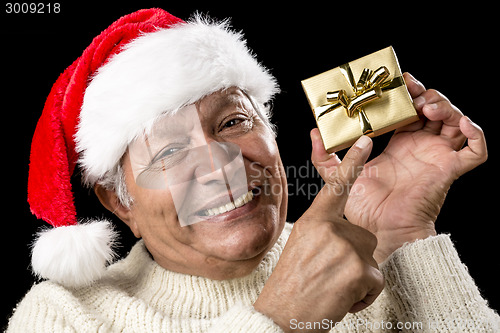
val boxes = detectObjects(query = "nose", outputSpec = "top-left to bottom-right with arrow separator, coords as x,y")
194,141 -> 244,185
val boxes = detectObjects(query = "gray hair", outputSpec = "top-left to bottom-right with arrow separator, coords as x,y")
96,162 -> 134,209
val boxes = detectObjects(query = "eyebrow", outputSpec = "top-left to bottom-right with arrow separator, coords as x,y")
202,92 -> 243,114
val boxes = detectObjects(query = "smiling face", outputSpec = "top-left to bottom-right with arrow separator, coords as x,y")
110,88 -> 287,280
128,103 -> 250,227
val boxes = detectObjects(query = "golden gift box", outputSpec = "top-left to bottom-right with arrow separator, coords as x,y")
301,46 -> 419,153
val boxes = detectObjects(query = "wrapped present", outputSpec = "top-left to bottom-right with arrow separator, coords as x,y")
301,46 -> 419,153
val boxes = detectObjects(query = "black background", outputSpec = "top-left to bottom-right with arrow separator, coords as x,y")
2,1 -> 499,329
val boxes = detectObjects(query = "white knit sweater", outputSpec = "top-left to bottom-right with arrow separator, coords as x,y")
7,223 -> 500,332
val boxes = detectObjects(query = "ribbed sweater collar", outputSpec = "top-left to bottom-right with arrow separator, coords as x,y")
103,223 -> 292,319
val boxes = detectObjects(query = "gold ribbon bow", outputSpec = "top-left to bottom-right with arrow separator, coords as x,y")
314,64 -> 404,135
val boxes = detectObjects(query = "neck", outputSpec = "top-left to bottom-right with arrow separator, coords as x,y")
144,237 -> 279,280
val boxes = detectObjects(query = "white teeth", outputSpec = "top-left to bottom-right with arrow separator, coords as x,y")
203,190 -> 254,217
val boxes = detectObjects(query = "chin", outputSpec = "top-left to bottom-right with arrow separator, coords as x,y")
224,221 -> 279,260
194,207 -> 282,262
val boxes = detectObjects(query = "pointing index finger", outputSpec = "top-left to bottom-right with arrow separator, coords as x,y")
313,136 -> 373,219
404,72 -> 426,100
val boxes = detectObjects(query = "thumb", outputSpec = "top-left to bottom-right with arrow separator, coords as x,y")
313,136 -> 373,219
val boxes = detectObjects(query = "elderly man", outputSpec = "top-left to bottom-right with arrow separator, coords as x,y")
8,8 -> 499,332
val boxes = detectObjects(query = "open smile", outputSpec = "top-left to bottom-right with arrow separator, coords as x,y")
180,184 -> 264,226
198,189 -> 255,217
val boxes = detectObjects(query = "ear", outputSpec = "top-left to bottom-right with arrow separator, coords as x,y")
94,184 -> 141,238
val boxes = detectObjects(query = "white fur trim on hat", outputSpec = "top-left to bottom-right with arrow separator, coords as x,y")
76,16 -> 279,185
31,220 -> 117,288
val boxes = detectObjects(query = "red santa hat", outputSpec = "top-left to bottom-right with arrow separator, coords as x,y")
28,8 -> 278,287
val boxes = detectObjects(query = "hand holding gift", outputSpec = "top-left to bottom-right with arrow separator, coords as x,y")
310,72 -> 488,263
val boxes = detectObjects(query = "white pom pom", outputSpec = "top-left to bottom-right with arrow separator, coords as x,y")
31,220 -> 117,288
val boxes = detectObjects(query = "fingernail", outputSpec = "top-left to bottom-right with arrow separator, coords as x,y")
413,96 -> 426,109
425,103 -> 438,110
405,72 -> 416,82
464,116 -> 481,130
407,72 -> 422,85
311,129 -> 321,148
311,129 -> 320,141
354,135 -> 371,149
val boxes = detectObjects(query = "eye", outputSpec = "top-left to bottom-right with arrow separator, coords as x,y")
222,118 -> 243,129
151,145 -> 186,165
218,113 -> 254,135
157,147 -> 181,158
